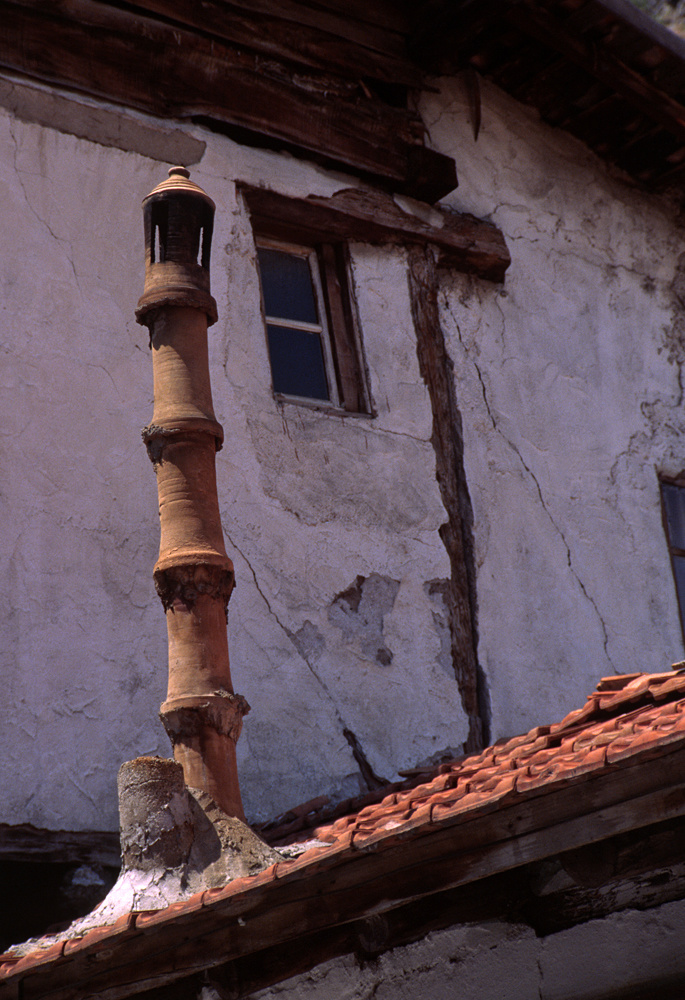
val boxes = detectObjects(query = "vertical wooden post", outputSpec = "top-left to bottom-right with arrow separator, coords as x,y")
136,167 -> 248,820
407,245 -> 487,753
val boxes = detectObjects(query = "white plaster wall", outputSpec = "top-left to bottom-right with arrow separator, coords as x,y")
421,77 -> 685,738
241,898 -> 685,1000
2,68 -> 685,834
0,83 -> 465,831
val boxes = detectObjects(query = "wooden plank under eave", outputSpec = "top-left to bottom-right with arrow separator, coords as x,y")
240,185 -> 510,282
0,1 -> 456,200
295,0 -> 411,35
101,0 -> 422,86
0,824 -> 119,867
504,1 -> 685,143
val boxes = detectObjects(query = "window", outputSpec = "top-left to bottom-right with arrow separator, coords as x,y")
255,236 -> 368,413
660,479 -> 685,640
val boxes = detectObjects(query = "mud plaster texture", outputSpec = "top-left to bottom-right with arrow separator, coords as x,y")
420,77 -> 685,738
233,898 -> 685,1000
1,70 -> 684,834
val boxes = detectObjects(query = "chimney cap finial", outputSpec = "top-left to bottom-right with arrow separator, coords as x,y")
142,166 -> 215,210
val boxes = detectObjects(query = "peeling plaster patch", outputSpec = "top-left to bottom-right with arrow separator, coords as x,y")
424,579 -> 454,678
291,621 -> 326,663
328,574 -> 400,667
0,77 -> 205,164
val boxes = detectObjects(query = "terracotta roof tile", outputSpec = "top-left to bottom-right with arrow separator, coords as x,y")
9,941 -> 65,975
63,926 -> 112,956
134,894 -> 205,930
200,877 -> 253,907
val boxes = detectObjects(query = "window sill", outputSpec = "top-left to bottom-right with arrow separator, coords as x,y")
274,393 -> 375,419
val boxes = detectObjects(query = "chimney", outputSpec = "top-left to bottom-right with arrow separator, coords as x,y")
4,169 -> 282,950
135,167 -> 248,820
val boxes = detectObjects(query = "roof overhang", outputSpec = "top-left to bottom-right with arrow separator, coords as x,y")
4,670 -> 685,999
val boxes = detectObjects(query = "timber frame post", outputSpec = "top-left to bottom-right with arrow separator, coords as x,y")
136,167 -> 248,820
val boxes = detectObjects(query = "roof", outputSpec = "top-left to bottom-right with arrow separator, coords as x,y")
4,666 -> 685,999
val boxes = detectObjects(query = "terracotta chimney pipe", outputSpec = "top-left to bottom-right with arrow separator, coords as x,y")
136,167 -> 248,820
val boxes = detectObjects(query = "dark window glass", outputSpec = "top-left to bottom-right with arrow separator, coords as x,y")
662,483 -> 685,550
257,248 -> 318,324
673,555 -> 685,625
660,480 -> 685,646
266,324 -> 329,400
255,235 -> 368,412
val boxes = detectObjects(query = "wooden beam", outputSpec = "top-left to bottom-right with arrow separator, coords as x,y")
595,0 -> 685,64
408,245 -> 485,753
0,1 -> 456,201
502,1 -> 685,143
240,185 -> 510,282
0,824 -> 120,868
102,0 -> 421,86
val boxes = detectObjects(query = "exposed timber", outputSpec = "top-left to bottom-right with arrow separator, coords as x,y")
407,245 -> 486,753
0,0 -> 456,201
241,185 -> 510,282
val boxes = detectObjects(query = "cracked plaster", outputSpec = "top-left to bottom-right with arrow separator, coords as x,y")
419,76 -> 685,737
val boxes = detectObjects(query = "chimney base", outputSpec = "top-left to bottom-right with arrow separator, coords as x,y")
9,757 -> 280,955
93,756 -> 281,920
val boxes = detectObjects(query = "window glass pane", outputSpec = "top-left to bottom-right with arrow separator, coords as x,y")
257,248 -> 318,324
266,324 -> 329,400
673,556 -> 685,624
662,483 -> 685,550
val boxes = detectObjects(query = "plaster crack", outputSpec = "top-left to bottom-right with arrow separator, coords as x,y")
8,120 -> 81,290
459,325 -> 614,669
537,949 -> 544,1000
224,530 -> 389,789
86,362 -> 121,399
343,727 -> 388,791
363,424 -> 429,446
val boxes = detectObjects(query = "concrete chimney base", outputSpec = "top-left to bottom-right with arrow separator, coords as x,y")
10,757 -> 281,954
86,756 -> 281,923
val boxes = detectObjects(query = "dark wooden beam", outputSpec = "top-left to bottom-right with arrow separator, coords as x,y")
102,0 -> 421,86
0,824 -> 119,868
407,0 -> 508,73
39,816 -> 685,1000
503,2 -> 685,144
111,868 -> 531,1000
0,1 -> 456,201
408,0 -> 685,188
596,0 -> 685,64
240,185 -> 510,282
420,0 -> 685,147
408,245 -> 485,752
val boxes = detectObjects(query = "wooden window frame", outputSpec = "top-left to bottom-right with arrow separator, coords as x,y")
254,229 -> 370,415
